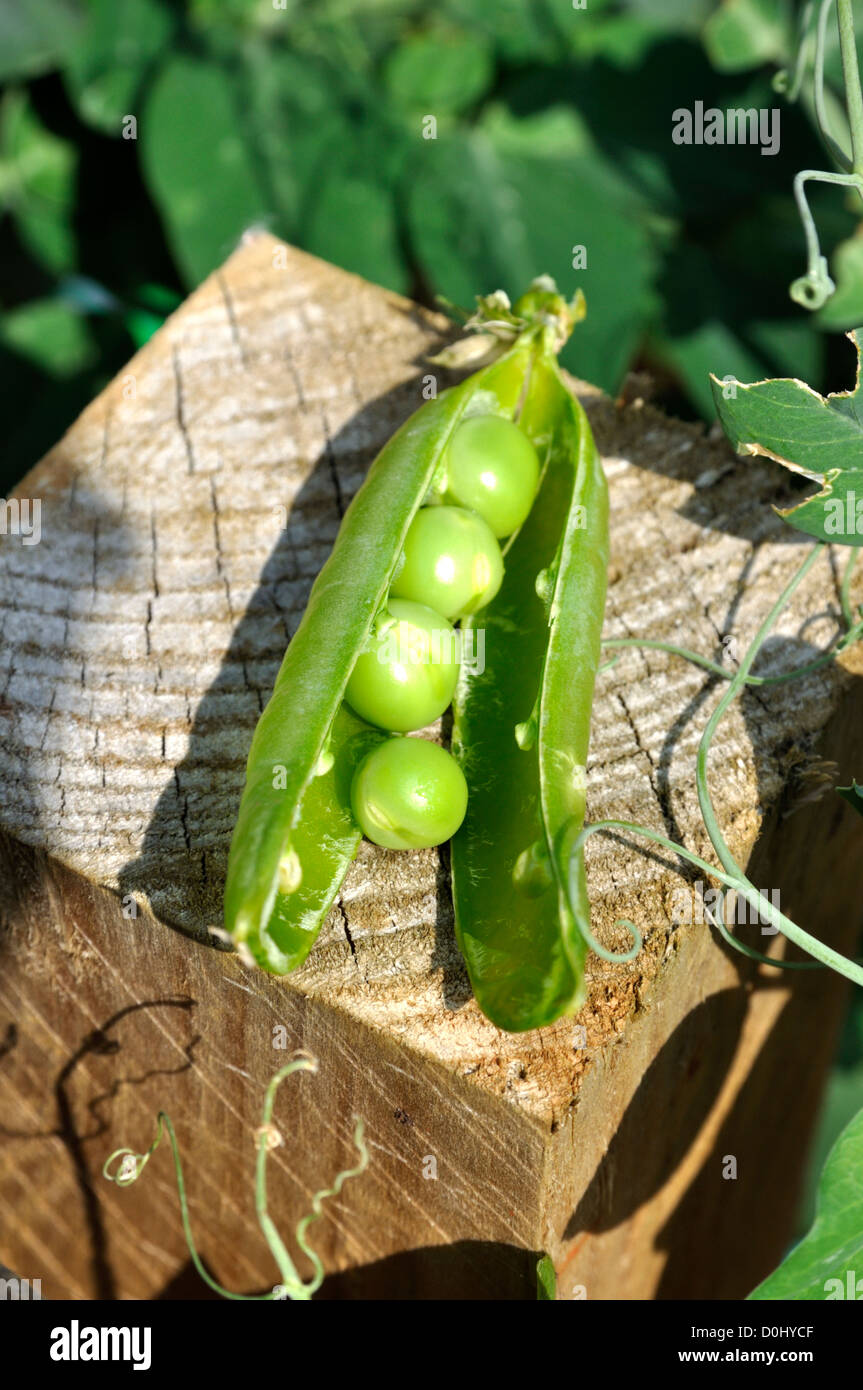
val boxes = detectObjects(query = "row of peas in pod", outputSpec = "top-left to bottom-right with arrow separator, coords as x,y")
345,414 -> 540,851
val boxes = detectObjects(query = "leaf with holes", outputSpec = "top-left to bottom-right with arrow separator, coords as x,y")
711,330 -> 863,544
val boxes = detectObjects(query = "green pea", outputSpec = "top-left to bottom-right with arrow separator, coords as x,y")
390,505 -> 503,619
351,736 -> 468,850
344,599 -> 459,733
444,415 -> 540,538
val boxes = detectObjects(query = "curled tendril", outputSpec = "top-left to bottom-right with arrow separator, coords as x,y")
103,1050 -> 368,1302
103,1147 -> 154,1187
787,166 -> 863,312
773,0 -> 863,308
579,915 -> 642,964
294,1117 -> 369,1295
773,2 -> 814,101
573,545 -> 863,988
790,261 -> 837,309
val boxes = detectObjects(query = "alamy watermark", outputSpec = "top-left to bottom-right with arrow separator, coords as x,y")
824,1269 -> 863,1299
672,101 -> 780,157
822,490 -> 863,538
0,497 -> 41,545
377,624 -> 485,676
0,1275 -> 42,1299
671,881 -> 780,934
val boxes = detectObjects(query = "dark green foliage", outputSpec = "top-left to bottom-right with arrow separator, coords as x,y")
0,0 -> 858,487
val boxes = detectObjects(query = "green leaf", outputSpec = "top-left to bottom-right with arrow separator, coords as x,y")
703,0 -> 793,73
748,317 -> 823,386
624,0 -> 715,32
304,167 -> 406,293
749,1106 -> 863,1299
655,320 -> 771,420
0,0 -> 82,82
123,284 -> 182,348
568,14 -> 683,67
837,781 -> 863,818
236,47 -> 346,235
442,0 -> 565,62
815,0 -> 863,94
384,28 -> 493,116
711,330 -> 863,543
816,230 -> 863,332
0,89 -> 77,273
62,0 -> 175,134
798,992 -> 863,1237
0,299 -> 95,377
141,56 -> 271,286
536,1254 -> 557,1300
407,115 -> 655,393
189,0 -> 280,35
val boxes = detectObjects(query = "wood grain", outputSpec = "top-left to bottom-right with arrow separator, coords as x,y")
1,233 -> 861,1298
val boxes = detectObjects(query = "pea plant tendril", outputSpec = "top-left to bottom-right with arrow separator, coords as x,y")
103,1052 -> 368,1301
778,0 -> 863,308
572,543 -> 863,988
599,546 -> 863,685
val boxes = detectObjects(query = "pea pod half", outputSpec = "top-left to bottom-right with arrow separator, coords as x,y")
451,354 -> 608,1031
224,346 -> 531,973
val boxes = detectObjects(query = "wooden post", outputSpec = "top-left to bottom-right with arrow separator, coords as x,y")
1,234 -> 860,1300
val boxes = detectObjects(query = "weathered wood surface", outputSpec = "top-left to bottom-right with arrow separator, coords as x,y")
1,234 -> 861,1299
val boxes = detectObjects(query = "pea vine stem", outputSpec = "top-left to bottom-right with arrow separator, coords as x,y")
837,0 -> 863,173
840,543 -> 861,628
781,0 -> 863,305
814,0 -> 853,168
578,545 -> 863,988
791,168 -> 863,306
777,0 -> 814,103
255,1056 -> 316,1300
600,614 -> 863,687
693,545 -> 863,984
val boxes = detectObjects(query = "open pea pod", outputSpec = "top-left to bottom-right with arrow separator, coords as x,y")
224,346 -> 532,973
451,354 -> 609,1032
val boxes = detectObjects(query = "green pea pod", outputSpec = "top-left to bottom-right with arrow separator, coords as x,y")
451,353 -> 609,1032
224,346 -> 532,973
